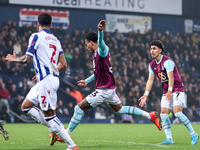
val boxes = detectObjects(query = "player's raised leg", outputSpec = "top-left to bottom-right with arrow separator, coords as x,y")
149,111 -> 162,131
113,104 -> 162,131
0,120 -> 9,140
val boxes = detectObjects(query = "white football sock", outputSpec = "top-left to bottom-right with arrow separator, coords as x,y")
66,128 -> 72,135
142,111 -> 151,119
23,107 -> 52,132
46,116 -> 76,148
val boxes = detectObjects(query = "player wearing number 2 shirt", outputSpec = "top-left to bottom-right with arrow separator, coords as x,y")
138,40 -> 199,145
5,13 -> 79,150
62,20 -> 162,141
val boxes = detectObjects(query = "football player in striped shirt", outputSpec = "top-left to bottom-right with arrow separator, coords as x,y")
5,13 -> 78,150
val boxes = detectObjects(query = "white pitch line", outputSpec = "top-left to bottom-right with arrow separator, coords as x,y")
77,140 -> 169,148
76,139 -> 200,149
7,138 -> 199,149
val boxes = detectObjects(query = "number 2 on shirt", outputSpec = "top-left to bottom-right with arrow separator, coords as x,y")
49,44 -> 56,64
41,96 -> 47,107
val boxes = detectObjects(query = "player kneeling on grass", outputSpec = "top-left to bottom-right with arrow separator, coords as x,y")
49,20 -> 162,144
5,13 -> 78,150
138,40 -> 199,145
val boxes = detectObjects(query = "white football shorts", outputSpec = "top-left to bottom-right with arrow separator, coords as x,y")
161,92 -> 186,110
26,74 -> 59,111
86,88 -> 121,107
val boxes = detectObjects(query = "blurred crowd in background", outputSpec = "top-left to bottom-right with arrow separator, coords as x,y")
0,20 -> 200,123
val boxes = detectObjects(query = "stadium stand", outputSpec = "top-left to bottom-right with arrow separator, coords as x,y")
0,20 -> 200,123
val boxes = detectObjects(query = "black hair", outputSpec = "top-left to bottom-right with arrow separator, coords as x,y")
150,40 -> 165,54
85,31 -> 98,43
38,13 -> 52,26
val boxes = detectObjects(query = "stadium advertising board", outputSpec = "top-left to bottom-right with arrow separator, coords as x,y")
19,8 -> 70,29
10,0 -> 182,15
185,19 -> 200,34
106,14 -> 151,33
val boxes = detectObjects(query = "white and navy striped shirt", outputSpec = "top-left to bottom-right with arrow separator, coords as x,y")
26,29 -> 63,82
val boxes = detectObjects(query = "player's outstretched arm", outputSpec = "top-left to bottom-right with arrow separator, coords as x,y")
97,20 -> 109,56
57,53 -> 67,72
138,95 -> 148,107
5,50 -> 32,64
138,74 -> 154,107
97,20 -> 106,31
78,80 -> 87,86
77,74 -> 95,86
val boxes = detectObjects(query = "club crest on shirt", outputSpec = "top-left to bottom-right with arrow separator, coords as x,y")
157,66 -> 160,71
162,66 -> 164,70
47,90 -> 50,94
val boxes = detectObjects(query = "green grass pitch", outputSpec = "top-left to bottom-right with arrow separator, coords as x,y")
0,123 -> 199,150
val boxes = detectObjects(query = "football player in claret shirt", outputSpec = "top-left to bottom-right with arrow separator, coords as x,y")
5,13 -> 78,150
51,20 -> 162,145
138,40 -> 199,145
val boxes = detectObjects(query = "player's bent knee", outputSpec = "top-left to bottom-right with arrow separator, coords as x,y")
116,106 -> 124,114
21,105 -> 31,114
74,105 -> 84,114
21,103 -> 28,111
21,105 -> 25,111
77,99 -> 91,111
21,98 -> 35,110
